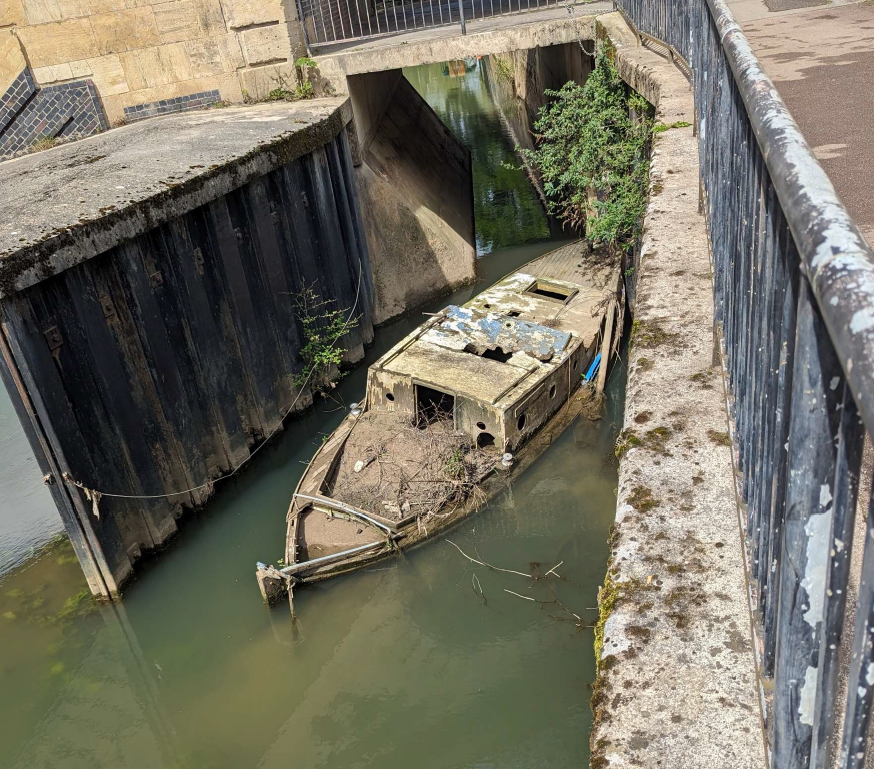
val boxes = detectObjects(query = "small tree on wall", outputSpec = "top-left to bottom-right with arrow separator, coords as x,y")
518,51 -> 653,255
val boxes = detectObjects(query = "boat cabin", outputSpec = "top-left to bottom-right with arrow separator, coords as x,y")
365,269 -> 605,453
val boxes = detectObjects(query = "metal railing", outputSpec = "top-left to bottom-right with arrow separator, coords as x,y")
297,0 -> 587,47
617,0 -> 874,767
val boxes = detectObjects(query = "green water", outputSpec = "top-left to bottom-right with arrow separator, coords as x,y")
0,62 -> 624,769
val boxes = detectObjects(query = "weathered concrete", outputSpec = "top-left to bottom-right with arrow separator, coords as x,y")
347,70 -> 476,324
0,98 -> 353,297
590,14 -> 766,769
0,97 -> 376,598
313,7 -> 610,92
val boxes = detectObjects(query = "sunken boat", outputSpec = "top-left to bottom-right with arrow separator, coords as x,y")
256,241 -> 623,607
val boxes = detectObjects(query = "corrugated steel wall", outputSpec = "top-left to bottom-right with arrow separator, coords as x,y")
0,129 -> 373,595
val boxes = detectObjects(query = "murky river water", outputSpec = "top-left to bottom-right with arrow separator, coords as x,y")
0,61 -> 624,768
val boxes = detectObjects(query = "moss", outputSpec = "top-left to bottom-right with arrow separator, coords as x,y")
628,485 -> 658,512
644,426 -> 672,454
615,429 -> 643,458
625,624 -> 652,642
594,569 -> 620,664
630,319 -> 680,350
607,523 -> 620,549
668,612 -> 690,629
690,368 -> 714,388
707,429 -> 732,447
636,356 -> 654,372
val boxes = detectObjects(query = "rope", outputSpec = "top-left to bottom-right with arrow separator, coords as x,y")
64,260 -> 364,505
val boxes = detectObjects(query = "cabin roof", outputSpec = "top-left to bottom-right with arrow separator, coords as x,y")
429,305 -> 571,361
375,267 -> 605,406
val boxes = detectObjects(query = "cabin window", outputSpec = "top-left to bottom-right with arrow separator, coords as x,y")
524,280 -> 576,303
416,385 -> 454,427
385,392 -> 395,401
477,432 -> 495,448
549,384 -> 556,399
476,421 -> 486,430
517,413 -> 527,431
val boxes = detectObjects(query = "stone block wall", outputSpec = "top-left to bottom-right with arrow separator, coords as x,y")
1,0 -> 307,131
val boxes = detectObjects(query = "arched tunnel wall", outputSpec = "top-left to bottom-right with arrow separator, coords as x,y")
347,68 -> 477,324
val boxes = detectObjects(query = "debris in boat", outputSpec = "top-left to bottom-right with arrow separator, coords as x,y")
328,410 -> 498,525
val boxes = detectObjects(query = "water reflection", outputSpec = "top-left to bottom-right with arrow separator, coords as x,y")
404,60 -> 558,255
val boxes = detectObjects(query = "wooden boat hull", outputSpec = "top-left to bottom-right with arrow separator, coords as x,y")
255,240 -> 623,608
256,385 -> 597,605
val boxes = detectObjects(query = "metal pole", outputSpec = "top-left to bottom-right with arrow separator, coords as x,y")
458,0 -> 466,33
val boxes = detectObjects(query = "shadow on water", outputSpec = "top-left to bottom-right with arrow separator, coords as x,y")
0,60 -> 625,768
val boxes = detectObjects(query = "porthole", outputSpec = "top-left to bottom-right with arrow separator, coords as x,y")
549,384 -> 556,399
517,413 -> 527,431
386,392 -> 395,402
476,421 -> 486,430
573,359 -> 578,371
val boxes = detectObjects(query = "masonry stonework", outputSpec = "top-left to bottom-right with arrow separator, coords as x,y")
0,0 -> 307,144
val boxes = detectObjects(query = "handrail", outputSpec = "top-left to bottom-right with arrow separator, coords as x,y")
706,0 -> 874,438
615,1 -> 874,767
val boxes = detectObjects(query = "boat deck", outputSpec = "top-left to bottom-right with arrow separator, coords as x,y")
525,240 -> 615,287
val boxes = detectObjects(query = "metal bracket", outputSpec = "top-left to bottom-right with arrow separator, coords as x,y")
98,294 -> 116,319
43,326 -> 63,351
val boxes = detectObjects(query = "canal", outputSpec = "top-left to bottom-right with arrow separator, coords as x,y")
0,60 -> 625,768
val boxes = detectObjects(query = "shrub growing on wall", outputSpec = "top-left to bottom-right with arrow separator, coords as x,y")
519,52 -> 653,253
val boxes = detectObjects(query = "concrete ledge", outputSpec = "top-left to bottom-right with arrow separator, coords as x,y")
0,98 -> 353,298
315,9 -> 606,90
590,14 -> 766,769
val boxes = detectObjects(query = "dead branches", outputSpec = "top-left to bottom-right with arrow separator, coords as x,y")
446,540 -> 593,629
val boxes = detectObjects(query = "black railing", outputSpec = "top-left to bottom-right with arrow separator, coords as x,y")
298,0 -> 590,47
617,0 -> 874,767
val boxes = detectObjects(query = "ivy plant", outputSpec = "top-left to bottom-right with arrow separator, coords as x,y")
518,52 -> 653,254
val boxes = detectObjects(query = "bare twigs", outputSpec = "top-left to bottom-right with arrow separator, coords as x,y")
447,541 -> 592,629
446,540 -> 531,579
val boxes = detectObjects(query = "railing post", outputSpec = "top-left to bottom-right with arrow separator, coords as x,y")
458,0 -> 466,33
772,284 -> 843,768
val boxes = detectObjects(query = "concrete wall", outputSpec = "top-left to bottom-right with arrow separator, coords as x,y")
588,14 -> 765,769
0,0 -> 307,135
0,100 -> 374,598
348,69 -> 477,324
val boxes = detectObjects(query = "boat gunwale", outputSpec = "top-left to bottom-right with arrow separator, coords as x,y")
290,384 -> 595,583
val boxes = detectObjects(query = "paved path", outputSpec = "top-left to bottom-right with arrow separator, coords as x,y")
735,0 -> 874,245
